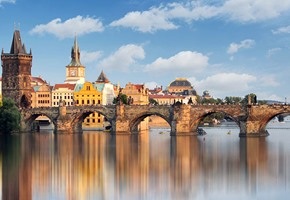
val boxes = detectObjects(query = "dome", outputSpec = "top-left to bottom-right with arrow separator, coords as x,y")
169,78 -> 192,87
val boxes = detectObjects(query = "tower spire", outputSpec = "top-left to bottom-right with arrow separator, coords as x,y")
68,36 -> 82,66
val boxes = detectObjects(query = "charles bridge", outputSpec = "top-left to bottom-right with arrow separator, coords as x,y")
20,102 -> 290,137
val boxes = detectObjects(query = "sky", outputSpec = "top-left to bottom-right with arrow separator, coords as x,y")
1,0 -> 290,101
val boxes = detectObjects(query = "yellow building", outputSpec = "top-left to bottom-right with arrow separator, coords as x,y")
74,82 -> 103,130
168,78 -> 194,93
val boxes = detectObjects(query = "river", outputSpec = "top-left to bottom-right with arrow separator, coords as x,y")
0,120 -> 289,200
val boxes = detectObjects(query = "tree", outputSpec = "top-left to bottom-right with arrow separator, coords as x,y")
0,98 -> 21,133
149,98 -> 158,105
113,93 -> 128,105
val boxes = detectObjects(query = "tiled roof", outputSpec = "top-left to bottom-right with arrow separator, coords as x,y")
54,83 -> 76,90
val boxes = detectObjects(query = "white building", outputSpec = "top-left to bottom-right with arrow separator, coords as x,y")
52,84 -> 76,107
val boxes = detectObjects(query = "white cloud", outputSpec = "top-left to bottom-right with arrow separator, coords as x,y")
145,82 -> 160,89
190,73 -> 256,97
110,0 -> 290,33
256,92 -> 284,102
221,0 -> 290,22
259,75 -> 280,87
98,44 -> 145,72
80,50 -> 102,65
267,48 -> 281,57
30,16 -> 104,39
0,0 -> 15,4
144,51 -> 208,73
227,39 -> 255,54
272,25 -> 290,34
110,8 -> 178,33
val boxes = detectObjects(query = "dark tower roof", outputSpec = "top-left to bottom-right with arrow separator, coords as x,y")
169,78 -> 192,87
96,70 -> 110,83
9,30 -> 29,54
68,36 -> 82,66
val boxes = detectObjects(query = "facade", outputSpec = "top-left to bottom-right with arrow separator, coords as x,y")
95,70 -> 115,105
52,84 -> 75,107
121,83 -> 149,105
64,37 -> 85,84
1,30 -> 32,108
149,94 -> 186,105
168,78 -> 194,93
74,82 -> 103,129
31,84 -> 52,108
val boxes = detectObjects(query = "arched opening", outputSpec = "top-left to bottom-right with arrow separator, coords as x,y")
72,111 -> 112,132
130,113 -> 171,135
264,112 -> 290,134
26,114 -> 55,132
194,111 -> 240,136
20,94 -> 31,108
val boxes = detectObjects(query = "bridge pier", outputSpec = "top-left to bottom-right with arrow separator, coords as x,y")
239,120 -> 270,137
171,104 -> 197,136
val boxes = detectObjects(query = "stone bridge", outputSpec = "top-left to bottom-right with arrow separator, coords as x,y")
20,103 -> 290,137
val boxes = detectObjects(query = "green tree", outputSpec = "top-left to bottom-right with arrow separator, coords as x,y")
113,93 -> 128,105
0,98 -> 21,133
149,98 -> 158,105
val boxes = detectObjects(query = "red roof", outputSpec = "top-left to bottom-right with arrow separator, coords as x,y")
54,83 -> 76,90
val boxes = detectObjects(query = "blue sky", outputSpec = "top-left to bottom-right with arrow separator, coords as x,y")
1,0 -> 290,101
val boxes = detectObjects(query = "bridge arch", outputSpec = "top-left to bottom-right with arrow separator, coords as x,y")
260,111 -> 290,134
70,107 -> 114,132
190,110 -> 241,133
129,111 -> 171,133
23,112 -> 56,132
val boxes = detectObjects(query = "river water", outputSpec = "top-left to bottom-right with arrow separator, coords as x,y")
0,120 -> 290,200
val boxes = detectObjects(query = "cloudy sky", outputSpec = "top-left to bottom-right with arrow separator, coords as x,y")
1,0 -> 290,101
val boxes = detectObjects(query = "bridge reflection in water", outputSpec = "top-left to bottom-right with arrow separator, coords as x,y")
1,126 -> 290,199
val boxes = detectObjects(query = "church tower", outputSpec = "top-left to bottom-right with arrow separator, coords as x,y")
65,36 -> 85,84
1,30 -> 32,108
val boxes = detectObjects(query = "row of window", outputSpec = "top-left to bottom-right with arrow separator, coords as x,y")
85,118 -> 101,123
53,96 -> 73,99
76,100 -> 101,105
53,102 -> 74,106
38,94 -> 50,98
38,100 -> 50,104
75,95 -> 101,97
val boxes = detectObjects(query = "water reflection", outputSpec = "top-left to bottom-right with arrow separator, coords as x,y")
0,128 -> 290,199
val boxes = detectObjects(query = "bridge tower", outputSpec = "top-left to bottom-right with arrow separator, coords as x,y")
1,30 -> 32,108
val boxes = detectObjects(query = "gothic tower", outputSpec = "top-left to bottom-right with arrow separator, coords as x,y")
1,30 -> 32,108
65,36 -> 85,84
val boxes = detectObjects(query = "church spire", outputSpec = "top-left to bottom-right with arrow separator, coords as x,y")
68,36 -> 82,66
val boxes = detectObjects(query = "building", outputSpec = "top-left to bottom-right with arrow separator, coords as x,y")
1,30 -> 32,108
121,83 -> 149,131
95,70 -> 115,105
31,84 -> 52,108
74,82 -> 103,129
121,83 -> 149,105
52,84 -> 76,107
149,94 -> 186,105
65,37 -> 85,84
168,78 -> 194,93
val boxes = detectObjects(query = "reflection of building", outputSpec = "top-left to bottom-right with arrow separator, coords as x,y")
1,30 -> 32,108
121,83 -> 149,105
65,37 -> 85,84
52,84 -> 76,107
74,82 -> 103,129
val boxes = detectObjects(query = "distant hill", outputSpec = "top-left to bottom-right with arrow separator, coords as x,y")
264,100 -> 284,105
